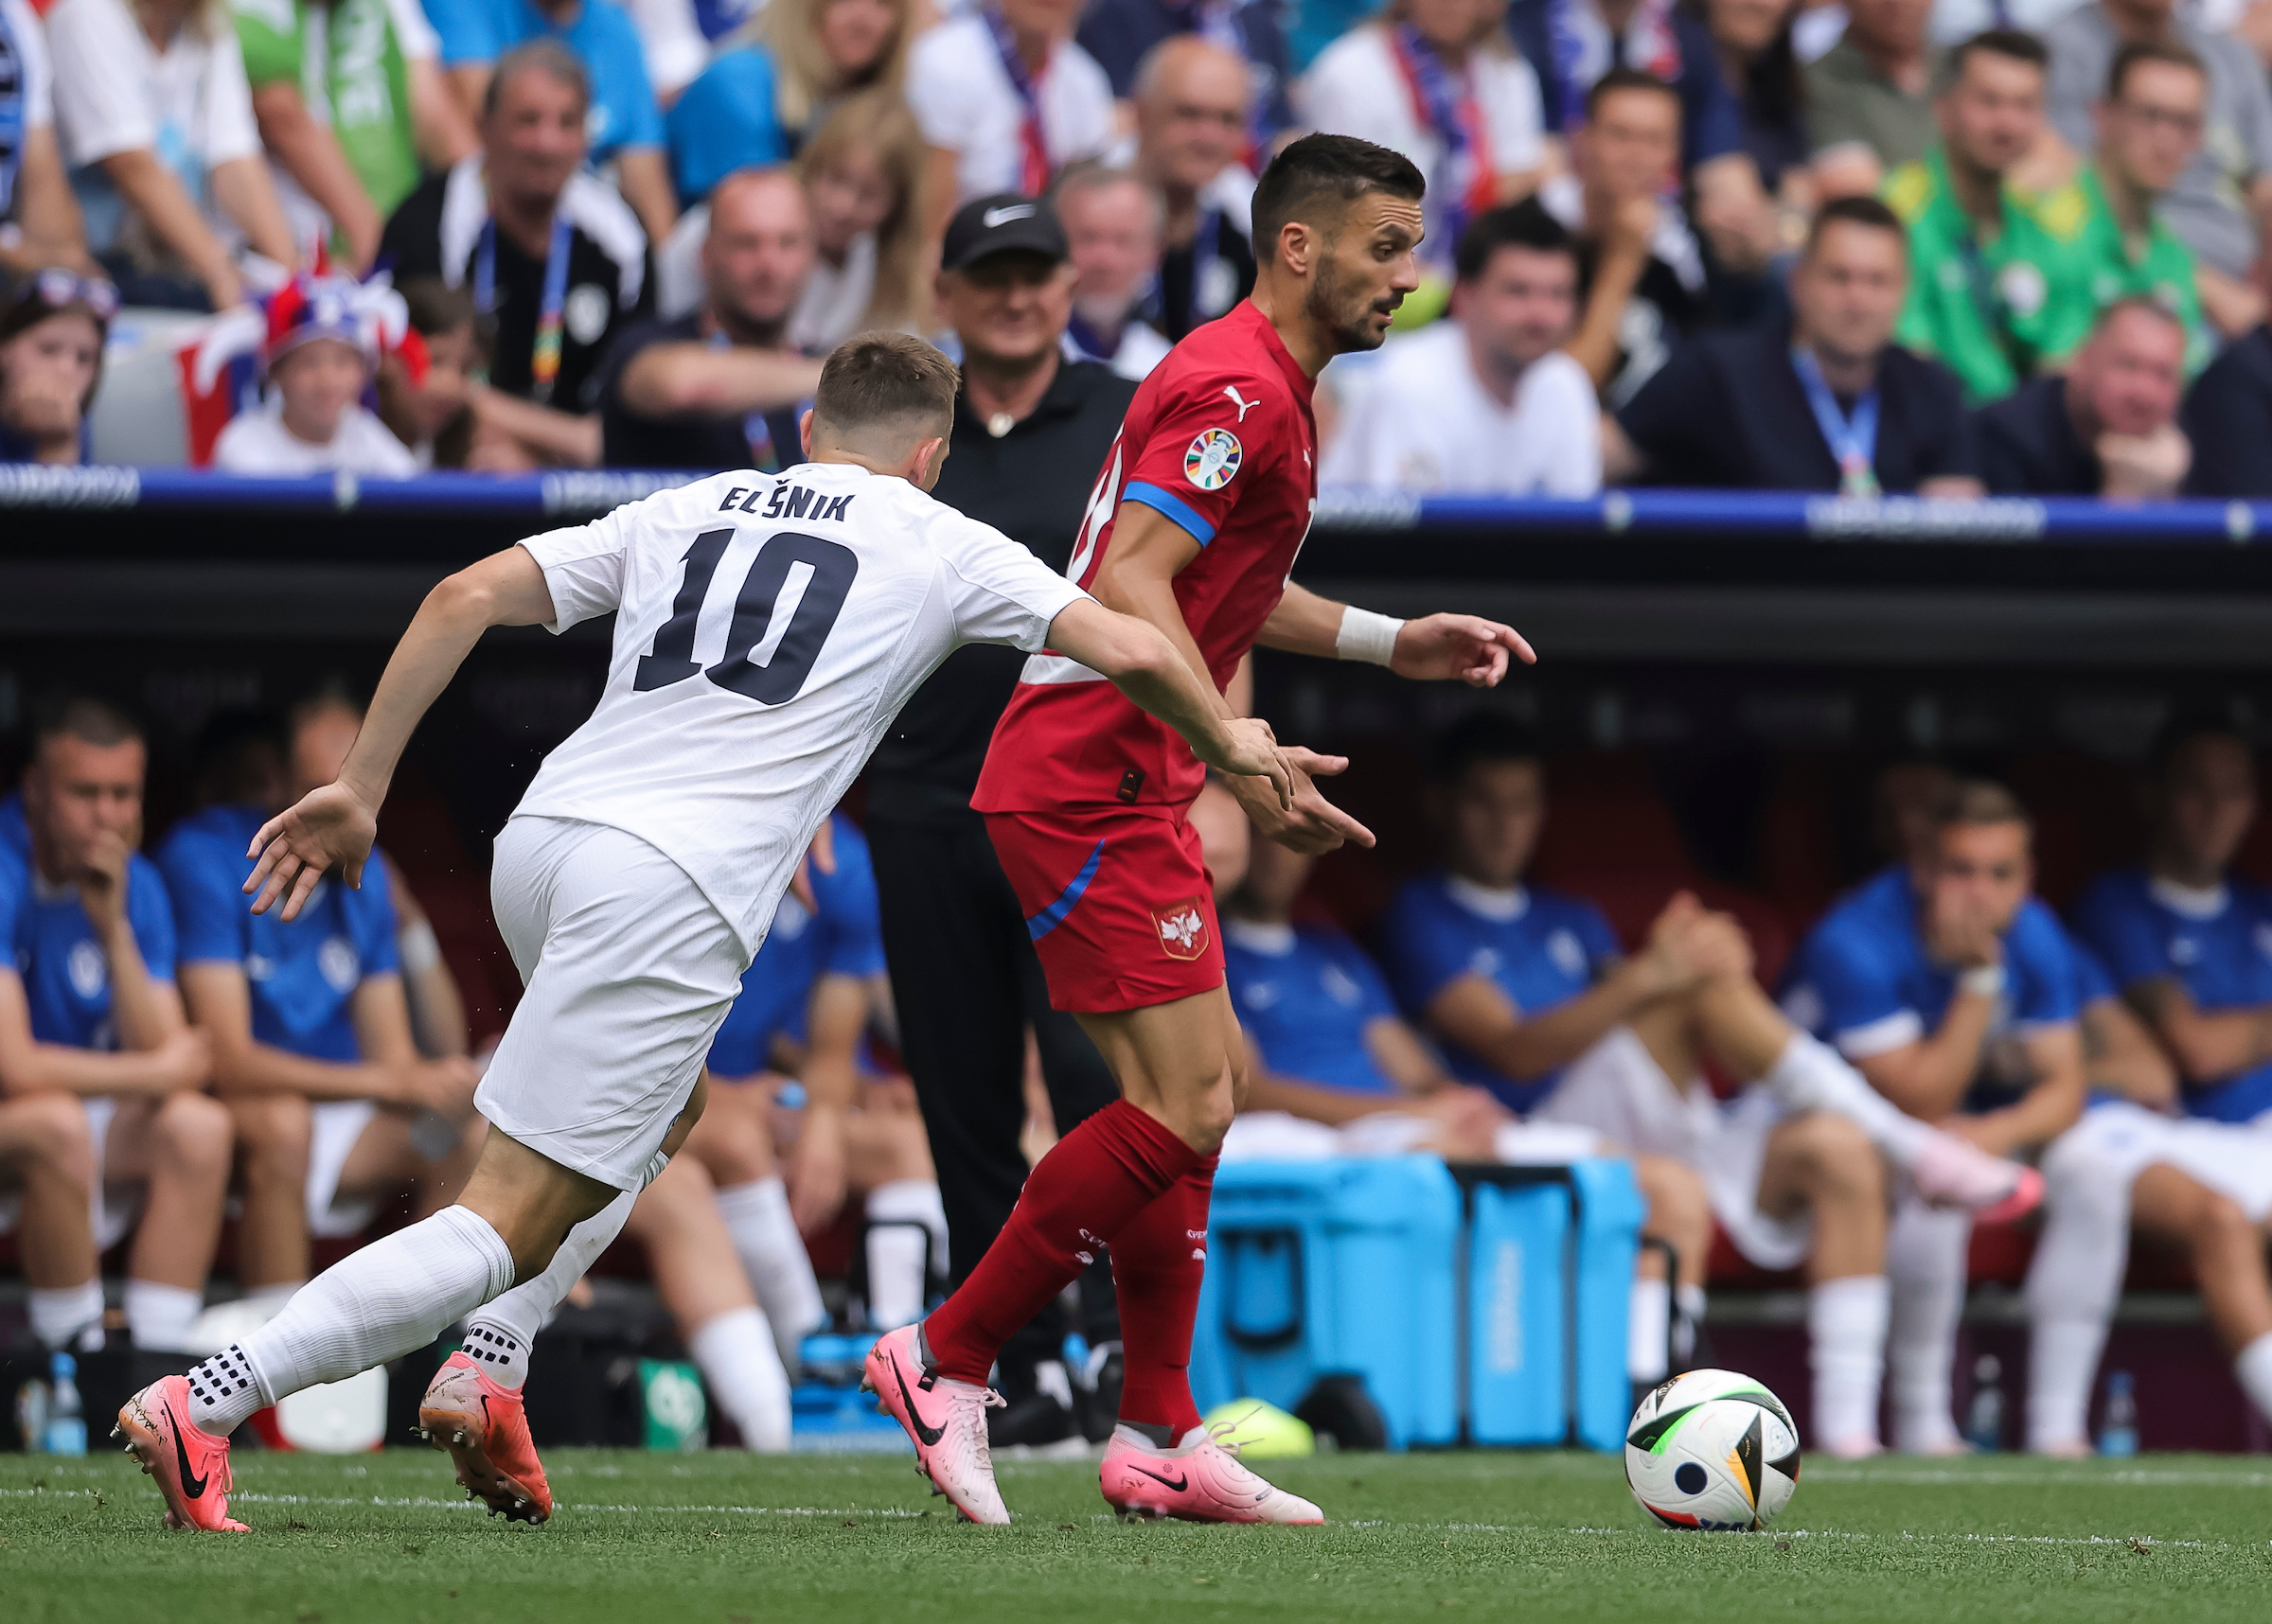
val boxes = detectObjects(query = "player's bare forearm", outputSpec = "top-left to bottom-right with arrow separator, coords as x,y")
618,344 -> 825,419
1429,967 -> 1656,1085
1854,997 -> 1997,1121
0,970 -> 200,1097
1266,583 -> 1535,683
1243,1067 -> 1383,1125
798,976 -> 867,1119
179,962 -> 397,1103
2132,978 -> 2272,1085
1257,582 -> 1348,658
1966,1039 -> 2085,1155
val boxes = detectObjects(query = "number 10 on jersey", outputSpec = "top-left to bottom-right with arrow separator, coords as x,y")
634,528 -> 860,705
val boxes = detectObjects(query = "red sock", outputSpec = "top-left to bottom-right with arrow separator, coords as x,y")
1110,1154 -> 1216,1439
923,1100 -> 1198,1386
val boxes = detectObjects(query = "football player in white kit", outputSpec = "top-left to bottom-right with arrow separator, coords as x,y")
112,333 -> 1303,1532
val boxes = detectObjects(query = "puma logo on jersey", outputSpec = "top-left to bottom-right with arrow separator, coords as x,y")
719,482 -> 856,522
1222,384 -> 1259,421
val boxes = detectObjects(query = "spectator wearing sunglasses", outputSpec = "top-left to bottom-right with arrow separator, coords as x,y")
0,269 -> 116,464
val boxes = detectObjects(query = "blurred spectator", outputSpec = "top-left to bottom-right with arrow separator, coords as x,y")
2074,42 -> 2210,367
424,0 -> 677,244
1321,198 -> 1602,494
159,711 -> 485,1308
666,0 -> 911,209
1610,196 -> 1982,490
46,0 -> 299,310
598,166 -> 825,469
0,0 -> 97,281
376,276 -> 484,468
1693,0 -> 1809,197
380,42 -> 651,463
1885,30 -> 2095,404
1549,69 -> 1713,406
1300,0 -> 1545,267
1784,781 -> 2085,1454
214,274 -> 420,475
907,0 -> 1115,226
619,0 -> 734,100
2180,242 -> 2272,494
1977,295 -> 2191,497
1806,0 -> 1938,198
2046,0 -> 2272,336
792,88 -> 931,347
1132,36 -> 1258,342
0,269 -> 113,465
1056,164 -> 1172,379
1078,0 -> 1295,141
0,697 -> 228,1354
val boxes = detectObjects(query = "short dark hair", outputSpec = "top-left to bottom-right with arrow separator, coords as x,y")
1454,199 -> 1575,285
1585,66 -> 1681,122
812,330 -> 959,444
1430,712 -> 1544,785
1943,28 -> 2049,93
399,276 -> 474,338
485,39 -> 590,122
1250,133 -> 1425,260
33,692 -> 141,751
1805,194 -> 1907,256
2107,39 -> 2207,102
2092,291 -> 2187,341
2150,706 -> 2253,774
1931,778 -> 2032,836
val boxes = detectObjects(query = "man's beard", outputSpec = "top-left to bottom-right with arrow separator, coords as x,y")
717,295 -> 790,349
1305,251 -> 1400,354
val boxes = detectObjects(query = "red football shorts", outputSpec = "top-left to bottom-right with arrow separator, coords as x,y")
984,805 -> 1225,1014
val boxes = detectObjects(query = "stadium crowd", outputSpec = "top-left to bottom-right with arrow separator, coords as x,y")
7,0 -> 2272,491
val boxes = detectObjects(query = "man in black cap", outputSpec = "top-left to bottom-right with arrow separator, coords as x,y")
864,193 -> 1138,1447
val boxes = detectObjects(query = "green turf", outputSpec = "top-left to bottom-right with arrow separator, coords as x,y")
7,1446 -> 2270,1623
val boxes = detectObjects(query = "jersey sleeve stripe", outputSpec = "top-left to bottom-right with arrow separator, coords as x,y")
1123,481 -> 1216,546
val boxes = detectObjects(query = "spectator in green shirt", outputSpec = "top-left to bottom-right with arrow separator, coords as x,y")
1883,30 -> 2095,404
2072,40 -> 2211,373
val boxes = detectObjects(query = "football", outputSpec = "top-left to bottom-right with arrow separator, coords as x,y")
1624,1368 -> 1802,1531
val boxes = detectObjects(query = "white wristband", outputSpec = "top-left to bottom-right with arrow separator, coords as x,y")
1336,605 -> 1405,666
399,918 -> 443,974
1959,963 -> 2006,998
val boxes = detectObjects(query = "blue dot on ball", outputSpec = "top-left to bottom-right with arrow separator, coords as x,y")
1674,1462 -> 1708,1495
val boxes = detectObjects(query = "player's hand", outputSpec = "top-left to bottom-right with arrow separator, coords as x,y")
75,828 -> 133,937
787,1103 -> 849,1231
149,1029 -> 213,1092
391,1056 -> 481,1115
1202,716 -> 1297,810
2097,424 -> 2191,501
790,821 -> 837,912
1230,747 -> 1376,855
245,782 -> 380,922
1390,614 -> 1536,688
1924,883 -> 2005,969
1412,1085 -> 1510,1145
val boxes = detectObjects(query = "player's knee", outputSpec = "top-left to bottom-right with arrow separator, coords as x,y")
8,1094 -> 96,1185
1636,1155 -> 1712,1243
1793,1112 -> 1881,1200
2189,1191 -> 2254,1255
157,1092 -> 235,1182
231,1094 -> 313,1181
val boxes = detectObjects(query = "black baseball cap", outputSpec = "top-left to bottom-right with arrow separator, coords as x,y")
941,194 -> 1068,273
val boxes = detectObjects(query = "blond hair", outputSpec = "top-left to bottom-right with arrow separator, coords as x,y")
799,87 -> 932,335
743,0 -> 914,133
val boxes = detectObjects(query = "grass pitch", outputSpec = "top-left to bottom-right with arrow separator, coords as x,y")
6,1446 -> 2270,1623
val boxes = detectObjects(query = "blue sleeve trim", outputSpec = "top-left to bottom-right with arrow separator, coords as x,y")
1123,481 -> 1216,545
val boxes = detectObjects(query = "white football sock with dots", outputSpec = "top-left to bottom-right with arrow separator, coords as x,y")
863,1179 -> 947,1331
461,1187 -> 639,1390
716,1177 -> 825,1372
1809,1275 -> 1890,1452
688,1306 -> 792,1452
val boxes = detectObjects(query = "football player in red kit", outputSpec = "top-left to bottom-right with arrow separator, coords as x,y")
866,134 -> 1534,1526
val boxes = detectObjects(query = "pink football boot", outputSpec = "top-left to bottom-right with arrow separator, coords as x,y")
1100,1424 -> 1324,1525
862,1325 -> 1009,1525
113,1375 -> 248,1532
418,1350 -> 554,1525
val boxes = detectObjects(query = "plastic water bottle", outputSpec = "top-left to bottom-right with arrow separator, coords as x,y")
16,1376 -> 49,1454
44,1352 -> 86,1457
2099,1370 -> 2139,1457
1963,1354 -> 2004,1453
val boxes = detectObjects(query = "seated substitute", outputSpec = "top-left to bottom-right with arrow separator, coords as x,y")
1977,296 -> 2191,498
1783,781 -> 2085,1455
0,697 -> 227,1354
1379,715 -> 2038,1456
159,718 -> 485,1314
1607,196 -> 1982,495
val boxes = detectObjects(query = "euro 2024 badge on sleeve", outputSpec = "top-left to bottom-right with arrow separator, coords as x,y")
1185,428 -> 1242,491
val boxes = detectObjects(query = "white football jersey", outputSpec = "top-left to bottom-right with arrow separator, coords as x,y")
513,461 -> 1089,952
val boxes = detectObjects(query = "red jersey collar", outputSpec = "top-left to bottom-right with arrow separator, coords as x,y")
1229,299 -> 1317,405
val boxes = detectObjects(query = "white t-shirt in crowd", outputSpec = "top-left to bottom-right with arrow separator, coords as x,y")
905,13 -> 1115,204
621,0 -> 711,98
514,461 -> 1088,951
213,399 -> 420,476
2,0 -> 54,132
1299,25 -> 1544,239
1320,321 -> 1601,498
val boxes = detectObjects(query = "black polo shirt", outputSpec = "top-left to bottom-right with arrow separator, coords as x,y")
2182,325 -> 2272,496
866,356 -> 1139,821
595,313 -> 807,471
1978,376 -> 2100,496
1616,323 -> 1980,491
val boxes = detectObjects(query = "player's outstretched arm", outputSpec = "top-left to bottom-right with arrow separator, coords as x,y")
1259,582 -> 1536,686
1046,599 -> 1296,809
245,546 -> 560,921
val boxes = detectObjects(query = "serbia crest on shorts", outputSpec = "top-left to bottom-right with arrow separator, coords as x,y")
1184,429 -> 1242,490
1156,898 -> 1210,961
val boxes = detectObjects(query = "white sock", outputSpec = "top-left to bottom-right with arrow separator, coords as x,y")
716,1177 -> 825,1372
864,1179 -> 947,1331
2021,1130 -> 2130,1451
1765,1034 -> 1933,1164
1674,1282 -> 1707,1365
189,1205 -> 516,1436
2235,1331 -> 2272,1425
1809,1275 -> 1890,1450
124,1280 -> 204,1352
1887,1199 -> 1970,1451
28,1280 -> 105,1350
687,1305 -> 793,1452
2027,1317 -> 2109,1452
1628,1276 -> 1671,1383
462,1188 -> 638,1390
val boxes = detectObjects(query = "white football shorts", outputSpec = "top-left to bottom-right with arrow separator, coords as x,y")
477,815 -> 747,1192
2044,1099 -> 2272,1222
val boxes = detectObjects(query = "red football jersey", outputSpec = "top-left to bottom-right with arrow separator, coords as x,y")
972,301 -> 1318,816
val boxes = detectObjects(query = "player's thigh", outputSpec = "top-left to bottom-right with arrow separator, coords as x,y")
683,1077 -> 777,1182
0,1092 -> 95,1180
2130,1160 -> 2245,1246
1074,983 -> 1244,1134
843,1106 -> 934,1188
332,1110 -> 428,1199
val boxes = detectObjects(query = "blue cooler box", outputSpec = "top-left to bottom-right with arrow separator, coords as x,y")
1190,1156 -> 1462,1449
